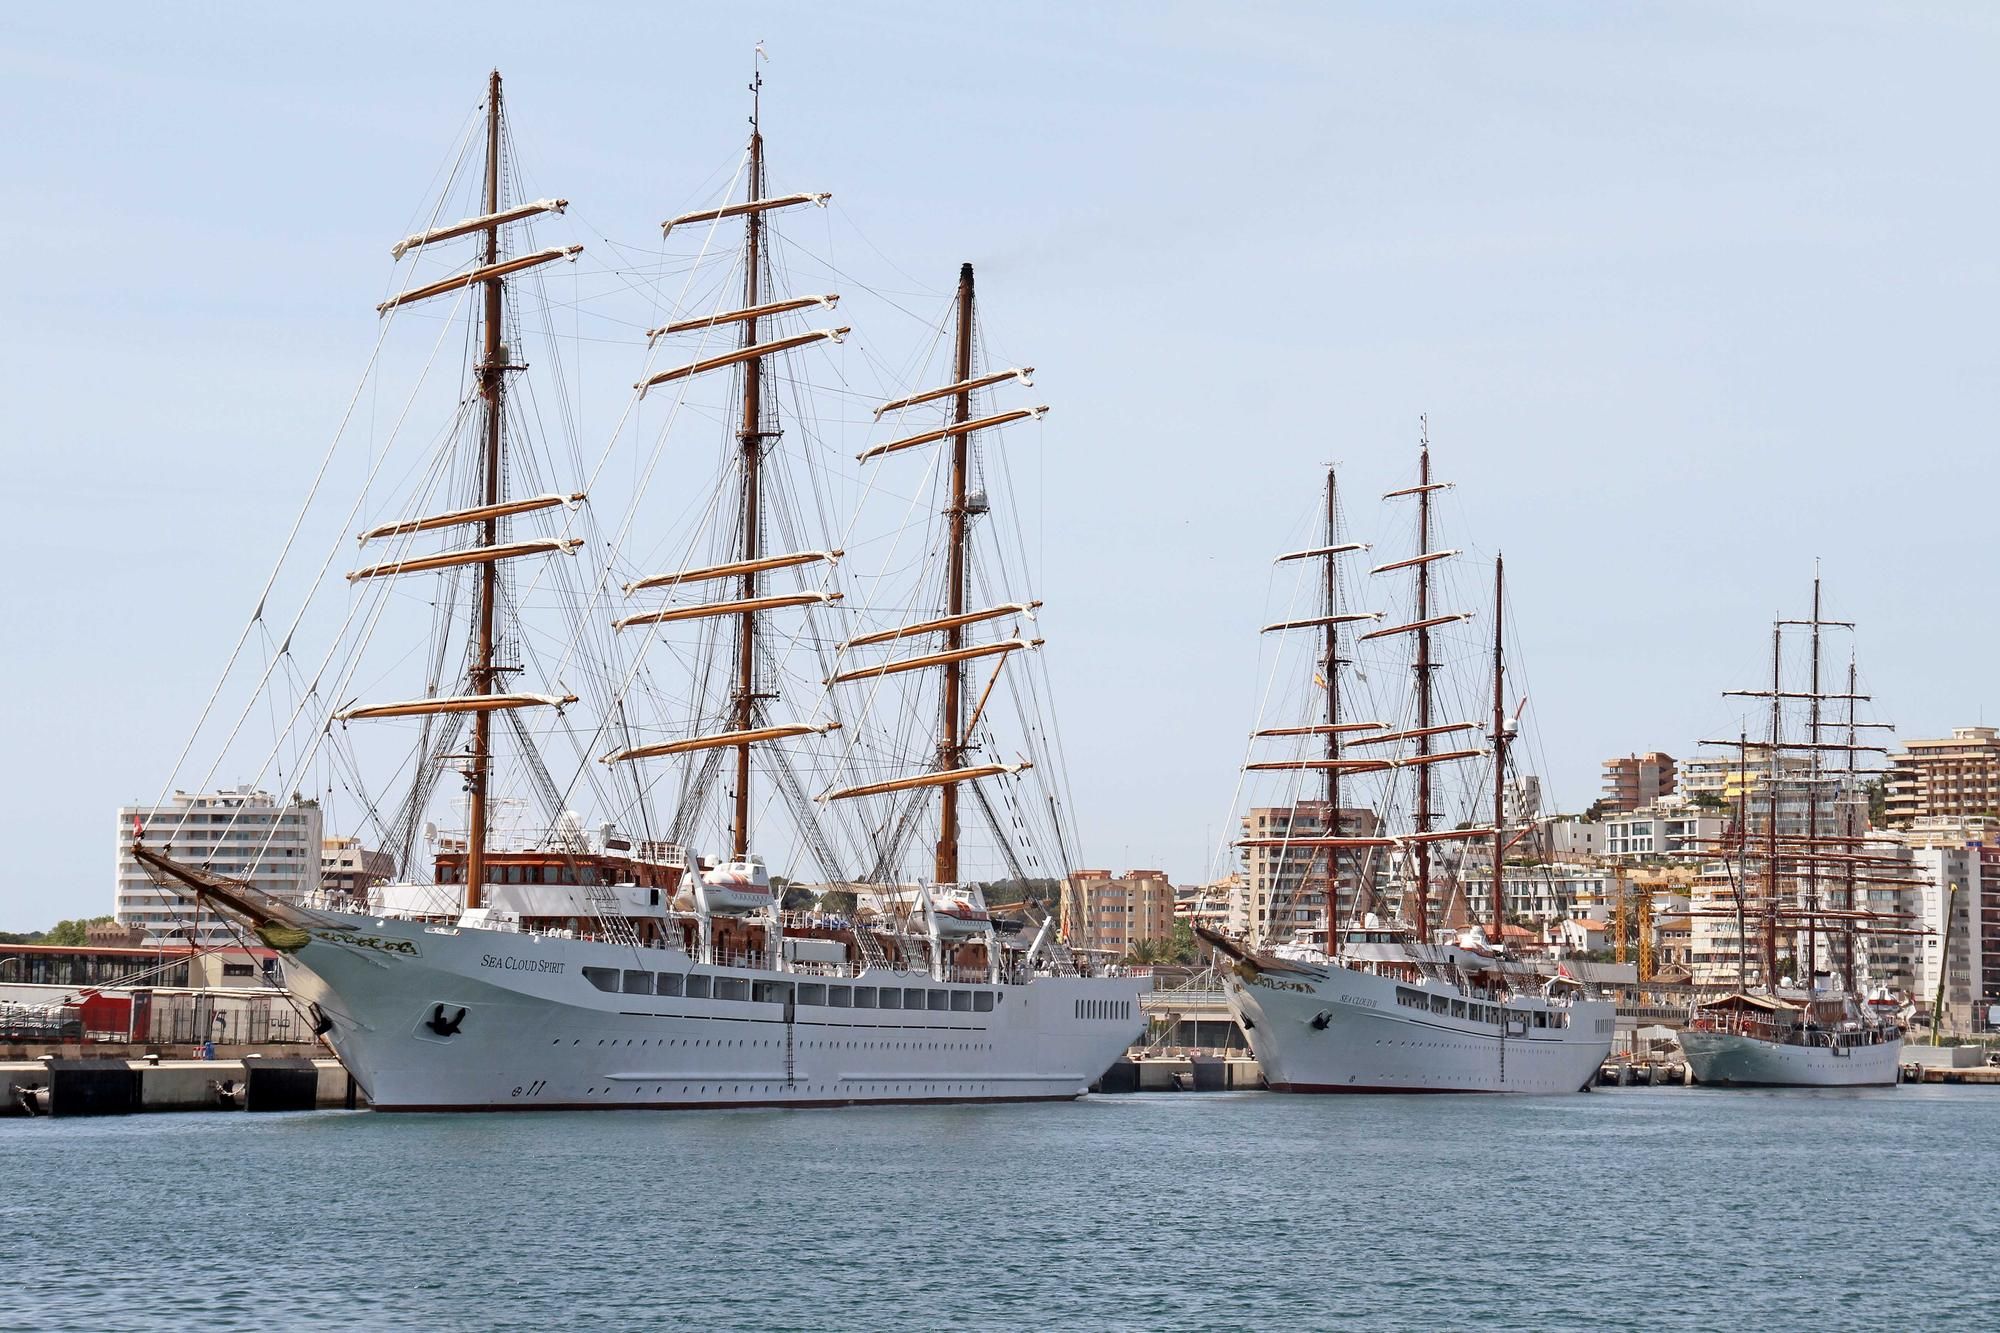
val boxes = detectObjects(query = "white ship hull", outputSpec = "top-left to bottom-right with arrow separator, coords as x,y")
284,912 -> 1145,1111
1226,961 -> 1613,1095
1681,1029 -> 1903,1088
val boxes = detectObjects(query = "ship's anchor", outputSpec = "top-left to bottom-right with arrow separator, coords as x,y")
307,1002 -> 334,1037
1310,1011 -> 1332,1031
426,1004 -> 467,1037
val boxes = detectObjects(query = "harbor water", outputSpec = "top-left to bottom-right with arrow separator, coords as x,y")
5,1087 -> 1992,1330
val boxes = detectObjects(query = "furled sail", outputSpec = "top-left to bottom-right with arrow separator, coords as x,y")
614,590 -> 841,631
648,294 -> 839,341
603,722 -> 841,765
1348,722 -> 1481,748
1253,723 -> 1386,738
376,245 -> 583,314
1359,612 -> 1473,641
358,493 -> 584,542
391,198 -> 568,259
1261,612 -> 1381,634
1370,549 -> 1460,576
661,191 -> 831,235
873,367 -> 1034,418
828,637 -> 1039,684
334,692 -> 576,721
623,550 -> 842,595
637,327 -> 848,394
346,537 -> 583,582
822,762 -> 1029,803
1275,542 -> 1369,563
840,602 -> 1038,650
857,407 -> 1047,462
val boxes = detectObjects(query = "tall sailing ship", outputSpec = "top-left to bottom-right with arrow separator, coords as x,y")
1202,434 -> 1613,1093
133,70 -> 1143,1111
1680,575 -> 1908,1087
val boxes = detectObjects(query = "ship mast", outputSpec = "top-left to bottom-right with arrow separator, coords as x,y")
1321,469 -> 1342,935
1489,554 -> 1507,938
1841,656 -> 1861,995
1763,622 -> 1782,990
1412,427 -> 1436,942
1803,575 -> 1824,984
935,263 -> 975,886
466,70 -> 507,910
1735,728 -> 1750,988
731,71 -> 769,862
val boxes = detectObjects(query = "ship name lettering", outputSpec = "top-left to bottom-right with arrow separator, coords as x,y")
1249,975 -> 1312,994
313,929 -> 419,958
480,954 -> 567,974
1338,995 -> 1378,1009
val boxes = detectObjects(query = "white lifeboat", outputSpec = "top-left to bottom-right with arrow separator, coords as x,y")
695,858 -> 776,915
930,897 -> 992,937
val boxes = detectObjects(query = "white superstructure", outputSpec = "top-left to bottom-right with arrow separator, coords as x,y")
1216,925 -> 1612,1094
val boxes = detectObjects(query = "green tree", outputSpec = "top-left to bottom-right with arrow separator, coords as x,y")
816,889 -> 858,916
1168,920 -> 1198,964
1863,777 -> 1888,825
42,916 -> 113,946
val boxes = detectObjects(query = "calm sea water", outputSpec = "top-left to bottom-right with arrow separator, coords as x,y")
4,1086 -> 1991,1330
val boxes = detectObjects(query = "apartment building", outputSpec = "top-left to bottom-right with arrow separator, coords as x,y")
1061,868 -> 1175,959
1238,802 -> 1383,948
116,788 -> 323,946
1885,727 -> 2000,827
1601,752 -> 1676,814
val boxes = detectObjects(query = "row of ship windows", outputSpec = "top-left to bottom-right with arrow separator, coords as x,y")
1076,999 -> 1133,1021
556,1037 -> 995,1052
580,967 -> 998,1013
1391,987 -> 1571,1030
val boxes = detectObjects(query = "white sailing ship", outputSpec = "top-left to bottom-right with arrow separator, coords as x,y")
1203,441 -> 1612,1093
134,69 -> 1143,1111
1679,577 -> 1905,1087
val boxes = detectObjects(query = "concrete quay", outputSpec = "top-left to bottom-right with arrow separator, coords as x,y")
3,1055 -> 361,1117
1095,1053 -> 1264,1093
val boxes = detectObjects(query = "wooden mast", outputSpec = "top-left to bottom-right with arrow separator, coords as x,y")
1489,553 -> 1507,938
1734,728 -> 1750,988
465,69 -> 506,910
1841,655 -> 1861,995
1321,468 -> 1343,938
1412,422 -> 1435,942
1803,574 -> 1824,984
732,71 -> 768,862
935,263 -> 974,887
1763,622 -> 1783,989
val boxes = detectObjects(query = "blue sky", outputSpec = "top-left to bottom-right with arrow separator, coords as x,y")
4,3 -> 1997,929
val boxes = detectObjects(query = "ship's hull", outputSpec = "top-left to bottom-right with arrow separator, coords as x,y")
1681,1029 -> 1903,1088
1226,961 -> 1613,1094
283,913 -> 1145,1111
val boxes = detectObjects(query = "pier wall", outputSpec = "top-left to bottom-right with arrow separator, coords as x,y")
2,1057 -> 359,1116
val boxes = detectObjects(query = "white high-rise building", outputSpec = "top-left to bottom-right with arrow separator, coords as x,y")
116,787 -> 323,946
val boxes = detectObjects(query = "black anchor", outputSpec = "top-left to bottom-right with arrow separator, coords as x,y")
426,1004 -> 467,1037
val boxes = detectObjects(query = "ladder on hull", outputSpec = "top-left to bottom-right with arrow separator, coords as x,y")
852,927 -> 891,973
584,885 -> 641,948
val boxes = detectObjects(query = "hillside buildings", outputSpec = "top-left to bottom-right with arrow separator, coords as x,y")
1885,727 -> 2000,827
1601,798 -> 1728,859
1601,752 -> 1676,814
